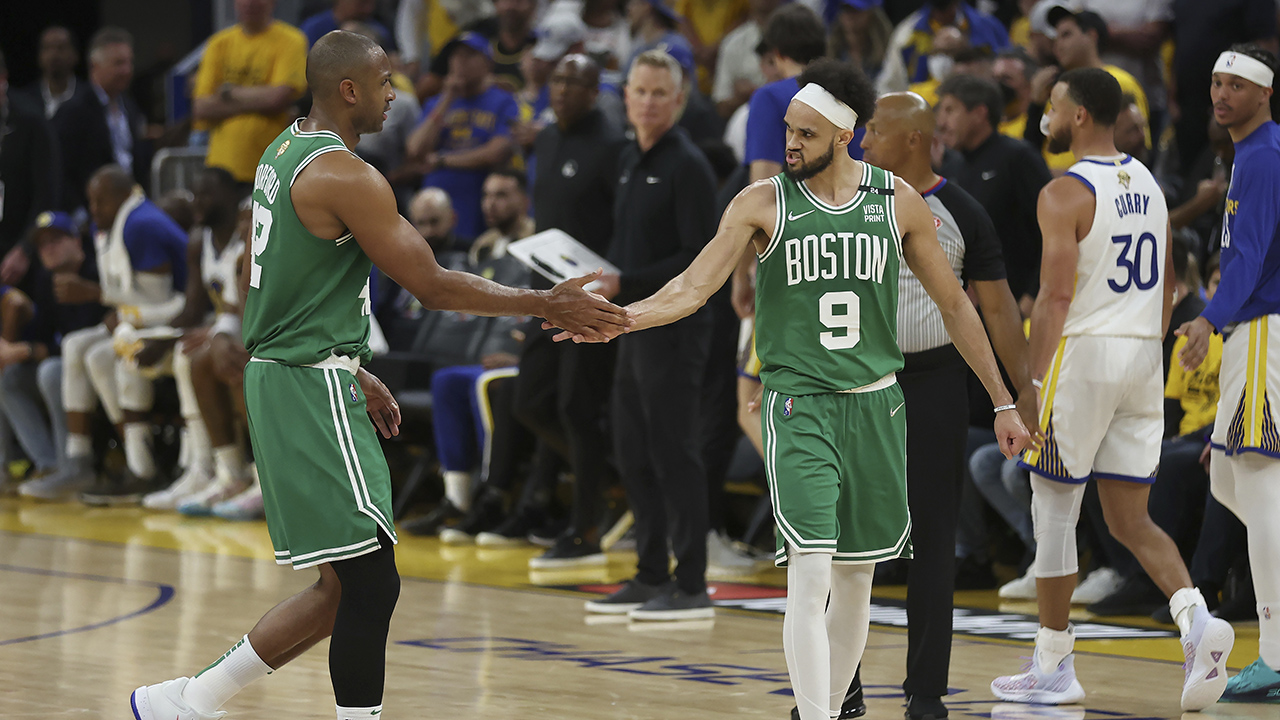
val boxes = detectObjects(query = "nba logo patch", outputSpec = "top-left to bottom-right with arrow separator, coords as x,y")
275,139 -> 291,158
349,382 -> 359,403
783,397 -> 793,417
1266,606 -> 1273,620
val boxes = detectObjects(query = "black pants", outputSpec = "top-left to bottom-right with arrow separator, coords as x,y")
900,345 -> 969,699
613,313 -> 712,594
513,325 -> 617,535
481,375 -> 534,492
701,293 -> 740,532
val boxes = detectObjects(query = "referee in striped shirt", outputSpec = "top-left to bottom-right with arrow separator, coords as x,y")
859,93 -> 1041,720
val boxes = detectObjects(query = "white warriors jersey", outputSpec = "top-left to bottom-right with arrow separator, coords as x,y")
200,226 -> 245,315
1060,154 -> 1168,339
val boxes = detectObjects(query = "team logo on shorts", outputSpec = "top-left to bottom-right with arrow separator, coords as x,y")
349,382 -> 359,402
783,397 -> 793,417
275,139 -> 291,158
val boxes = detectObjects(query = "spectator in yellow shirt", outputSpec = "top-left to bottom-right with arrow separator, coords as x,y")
1166,256 -> 1222,438
674,0 -> 748,94
193,0 -> 308,184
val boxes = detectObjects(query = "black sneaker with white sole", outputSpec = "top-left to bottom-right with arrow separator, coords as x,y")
476,507 -> 542,546
402,499 -> 465,537
905,694 -> 947,720
584,579 -> 670,614
529,534 -> 606,569
791,669 -> 866,720
80,472 -> 155,507
440,490 -> 506,545
628,586 -> 715,621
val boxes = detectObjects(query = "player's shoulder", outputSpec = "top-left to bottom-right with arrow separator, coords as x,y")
125,199 -> 187,242
728,178 -> 780,223
1240,123 -> 1280,163
299,147 -> 381,189
753,78 -> 798,107
1041,171 -> 1097,210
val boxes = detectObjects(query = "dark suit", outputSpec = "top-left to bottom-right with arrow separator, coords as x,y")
0,93 -> 60,254
51,83 -> 149,212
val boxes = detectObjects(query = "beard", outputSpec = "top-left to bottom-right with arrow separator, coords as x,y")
783,141 -> 837,182
1046,127 -> 1072,155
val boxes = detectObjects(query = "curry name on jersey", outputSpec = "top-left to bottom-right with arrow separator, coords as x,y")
1061,154 -> 1169,339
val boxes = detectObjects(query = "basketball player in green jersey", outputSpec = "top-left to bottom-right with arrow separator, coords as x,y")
129,31 -> 628,720
558,59 -> 1031,720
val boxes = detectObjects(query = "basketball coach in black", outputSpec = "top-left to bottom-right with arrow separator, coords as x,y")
581,48 -> 719,620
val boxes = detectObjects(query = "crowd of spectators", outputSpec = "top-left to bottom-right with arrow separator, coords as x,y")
0,0 -> 1276,618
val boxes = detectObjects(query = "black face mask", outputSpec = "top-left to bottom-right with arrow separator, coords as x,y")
998,81 -> 1018,106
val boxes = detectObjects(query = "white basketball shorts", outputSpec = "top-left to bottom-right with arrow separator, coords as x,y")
1211,315 -> 1280,458
1019,335 -> 1162,484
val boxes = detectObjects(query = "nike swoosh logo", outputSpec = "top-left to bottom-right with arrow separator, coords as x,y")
890,402 -> 905,417
787,210 -> 815,221
981,170 -> 997,180
646,176 -> 660,184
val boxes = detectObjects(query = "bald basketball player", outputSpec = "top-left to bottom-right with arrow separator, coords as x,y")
859,93 -> 1038,720
129,31 -> 627,720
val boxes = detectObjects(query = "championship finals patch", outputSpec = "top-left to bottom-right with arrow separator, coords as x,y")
275,139 -> 291,158
349,382 -> 359,403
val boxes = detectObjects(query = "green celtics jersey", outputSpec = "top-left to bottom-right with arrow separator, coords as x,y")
755,163 -> 904,395
243,121 -> 373,366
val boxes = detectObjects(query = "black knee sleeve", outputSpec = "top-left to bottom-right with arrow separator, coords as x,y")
329,529 -> 400,708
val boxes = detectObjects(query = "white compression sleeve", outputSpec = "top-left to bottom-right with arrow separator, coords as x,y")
826,563 -> 874,716
785,549 -> 833,720
1031,474 -> 1087,578
1232,453 -> 1280,668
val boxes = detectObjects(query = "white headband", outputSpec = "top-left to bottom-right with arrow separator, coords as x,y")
792,83 -> 859,131
1214,51 -> 1274,88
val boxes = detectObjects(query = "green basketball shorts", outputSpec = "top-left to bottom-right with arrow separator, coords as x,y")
761,383 -> 912,567
245,358 -> 397,570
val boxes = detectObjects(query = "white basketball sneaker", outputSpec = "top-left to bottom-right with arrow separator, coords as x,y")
179,472 -> 249,516
130,677 -> 226,719
143,463 -> 215,511
991,654 -> 1086,705
998,570 -> 1038,601
1181,610 -> 1235,710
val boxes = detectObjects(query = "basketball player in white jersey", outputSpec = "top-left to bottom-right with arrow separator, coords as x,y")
139,168 -> 251,513
991,68 -> 1235,711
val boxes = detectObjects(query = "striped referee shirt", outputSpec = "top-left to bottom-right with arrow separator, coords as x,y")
897,177 -> 1007,353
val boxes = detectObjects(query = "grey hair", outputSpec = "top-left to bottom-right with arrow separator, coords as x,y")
627,48 -> 683,88
89,27 -> 133,64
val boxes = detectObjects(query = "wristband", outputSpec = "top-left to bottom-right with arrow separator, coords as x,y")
994,404 -> 1017,413
1031,379 -> 1043,389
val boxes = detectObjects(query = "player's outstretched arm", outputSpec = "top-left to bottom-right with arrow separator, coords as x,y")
1027,176 -> 1090,384
299,152 -> 630,342
896,178 -> 1029,458
612,180 -> 774,337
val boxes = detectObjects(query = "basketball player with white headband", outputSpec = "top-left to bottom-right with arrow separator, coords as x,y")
1177,43 -> 1280,704
553,59 -> 1030,720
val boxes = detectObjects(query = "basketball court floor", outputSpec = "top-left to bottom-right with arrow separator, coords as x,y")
1,497 -> 1271,719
